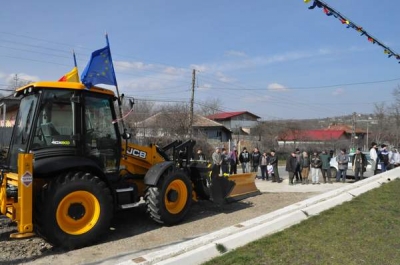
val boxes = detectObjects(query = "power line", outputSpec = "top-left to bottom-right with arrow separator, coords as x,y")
0,54 -> 70,67
199,75 -> 400,91
0,44 -> 72,60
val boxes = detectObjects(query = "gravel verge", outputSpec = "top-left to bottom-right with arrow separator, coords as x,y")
0,192 -> 315,265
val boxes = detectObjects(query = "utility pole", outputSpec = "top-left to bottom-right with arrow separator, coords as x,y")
188,69 -> 195,138
366,122 -> 369,151
13,74 -> 18,89
351,112 -> 356,151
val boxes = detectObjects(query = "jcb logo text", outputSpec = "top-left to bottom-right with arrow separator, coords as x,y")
127,148 -> 147,159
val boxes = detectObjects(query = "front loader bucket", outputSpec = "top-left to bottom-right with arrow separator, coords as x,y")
210,172 -> 260,204
225,172 -> 260,203
209,176 -> 236,205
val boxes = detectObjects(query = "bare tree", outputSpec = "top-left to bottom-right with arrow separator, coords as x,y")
129,99 -> 155,122
389,86 -> 400,147
373,102 -> 388,144
132,103 -> 191,141
196,98 -> 222,117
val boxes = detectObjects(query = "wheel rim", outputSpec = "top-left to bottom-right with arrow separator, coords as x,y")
164,179 -> 188,214
56,191 -> 100,235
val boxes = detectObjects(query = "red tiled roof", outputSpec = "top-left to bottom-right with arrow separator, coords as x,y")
206,111 -> 260,120
278,130 -> 346,141
326,124 -> 365,134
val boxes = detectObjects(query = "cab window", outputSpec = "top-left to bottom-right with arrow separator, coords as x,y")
84,95 -> 119,173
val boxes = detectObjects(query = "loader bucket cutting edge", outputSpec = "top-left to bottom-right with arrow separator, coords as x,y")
225,172 -> 260,202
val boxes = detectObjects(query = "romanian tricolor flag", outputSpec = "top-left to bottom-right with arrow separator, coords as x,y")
58,67 -> 80,82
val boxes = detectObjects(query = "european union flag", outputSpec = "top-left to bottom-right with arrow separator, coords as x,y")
81,45 -> 117,88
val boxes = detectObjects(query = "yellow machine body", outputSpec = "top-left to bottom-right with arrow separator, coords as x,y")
0,81 -> 260,247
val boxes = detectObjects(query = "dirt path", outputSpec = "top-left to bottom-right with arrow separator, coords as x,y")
0,192 -> 315,265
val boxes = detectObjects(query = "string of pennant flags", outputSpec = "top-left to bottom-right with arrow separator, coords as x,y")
304,0 -> 400,63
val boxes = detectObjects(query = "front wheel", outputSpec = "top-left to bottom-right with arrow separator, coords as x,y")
145,171 -> 192,225
35,171 -> 113,249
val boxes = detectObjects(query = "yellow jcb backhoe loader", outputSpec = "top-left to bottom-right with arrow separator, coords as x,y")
0,81 -> 259,249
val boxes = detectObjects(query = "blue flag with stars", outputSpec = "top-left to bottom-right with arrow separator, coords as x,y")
81,45 -> 117,88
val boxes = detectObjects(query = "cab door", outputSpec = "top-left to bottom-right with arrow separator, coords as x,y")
83,94 -> 120,173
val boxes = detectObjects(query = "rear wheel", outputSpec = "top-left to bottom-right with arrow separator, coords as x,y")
35,171 -> 113,249
145,171 -> 192,225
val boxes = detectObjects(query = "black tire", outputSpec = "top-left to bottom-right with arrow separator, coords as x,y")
194,177 -> 211,200
190,162 -> 211,200
145,171 -> 192,225
35,171 -> 113,249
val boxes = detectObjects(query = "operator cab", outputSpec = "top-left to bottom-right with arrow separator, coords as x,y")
7,82 -> 121,176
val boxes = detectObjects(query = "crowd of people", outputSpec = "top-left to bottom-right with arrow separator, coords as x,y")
369,142 -> 400,173
207,146 -> 282,183
200,142 -> 400,186
285,148 -> 333,185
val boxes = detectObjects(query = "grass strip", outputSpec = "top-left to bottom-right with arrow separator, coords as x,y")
204,179 -> 400,265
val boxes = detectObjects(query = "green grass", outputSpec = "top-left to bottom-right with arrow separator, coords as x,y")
204,179 -> 400,265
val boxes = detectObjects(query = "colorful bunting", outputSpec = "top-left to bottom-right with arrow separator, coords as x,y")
305,0 -> 400,64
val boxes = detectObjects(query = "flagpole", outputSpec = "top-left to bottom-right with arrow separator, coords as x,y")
73,50 -> 80,82
73,50 -> 77,67
105,33 -> 127,133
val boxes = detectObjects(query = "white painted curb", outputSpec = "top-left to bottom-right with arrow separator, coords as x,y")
118,169 -> 400,265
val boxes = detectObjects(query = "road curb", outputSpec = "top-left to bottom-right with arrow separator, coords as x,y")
118,169 -> 400,265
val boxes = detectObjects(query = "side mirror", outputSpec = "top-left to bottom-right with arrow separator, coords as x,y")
122,132 -> 131,140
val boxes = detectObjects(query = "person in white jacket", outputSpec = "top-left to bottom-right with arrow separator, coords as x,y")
391,149 -> 400,168
369,142 -> 378,175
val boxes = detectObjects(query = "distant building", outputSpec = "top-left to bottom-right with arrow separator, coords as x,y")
0,96 -> 19,127
134,113 -> 232,142
325,123 -> 366,137
277,129 -> 348,146
206,111 -> 260,133
192,115 -> 232,142
277,130 -> 349,150
277,124 -> 368,151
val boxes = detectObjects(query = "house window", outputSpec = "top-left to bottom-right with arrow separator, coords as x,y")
217,131 -> 221,137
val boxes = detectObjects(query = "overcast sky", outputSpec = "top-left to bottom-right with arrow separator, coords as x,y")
1,0 -> 399,120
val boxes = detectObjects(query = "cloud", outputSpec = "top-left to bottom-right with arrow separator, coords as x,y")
5,73 -> 39,83
215,72 -> 235,83
267,83 -> 288,92
111,60 -> 192,96
317,48 -> 332,55
190,48 -> 335,77
198,83 -> 212,91
115,60 -> 187,75
224,50 -> 247,57
163,66 -> 186,75
243,95 -> 272,103
332,88 -> 345,96
117,70 -> 191,98
111,47 -> 339,100
114,60 -> 155,71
